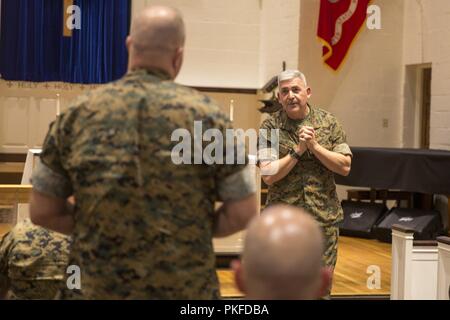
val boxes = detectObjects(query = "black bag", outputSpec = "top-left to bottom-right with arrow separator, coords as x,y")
373,207 -> 444,243
338,200 -> 388,239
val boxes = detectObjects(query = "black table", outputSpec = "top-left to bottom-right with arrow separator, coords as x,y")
335,147 -> 450,194
335,147 -> 450,233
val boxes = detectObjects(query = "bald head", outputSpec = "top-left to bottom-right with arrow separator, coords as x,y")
127,6 -> 185,78
240,205 -> 325,299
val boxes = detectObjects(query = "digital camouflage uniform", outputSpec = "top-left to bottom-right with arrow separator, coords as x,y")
0,219 -> 71,299
32,69 -> 251,299
258,104 -> 352,270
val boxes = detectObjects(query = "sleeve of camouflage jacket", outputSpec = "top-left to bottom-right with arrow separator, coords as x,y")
0,231 -> 13,293
257,117 -> 278,162
330,117 -> 352,157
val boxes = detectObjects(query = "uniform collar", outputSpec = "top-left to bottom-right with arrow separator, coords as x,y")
125,68 -> 172,82
279,103 -> 314,132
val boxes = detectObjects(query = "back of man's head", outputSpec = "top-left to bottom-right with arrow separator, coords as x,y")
233,205 -> 331,300
127,6 -> 185,78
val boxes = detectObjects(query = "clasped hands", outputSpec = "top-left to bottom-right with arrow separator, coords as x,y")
293,126 -> 319,155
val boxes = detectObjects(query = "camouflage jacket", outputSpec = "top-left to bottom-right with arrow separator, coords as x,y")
0,219 -> 71,299
36,69 -> 247,299
258,105 -> 352,226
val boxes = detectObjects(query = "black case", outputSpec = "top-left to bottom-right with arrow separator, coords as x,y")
373,207 -> 444,243
338,200 -> 388,239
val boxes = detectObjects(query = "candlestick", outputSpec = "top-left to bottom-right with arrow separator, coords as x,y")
229,99 -> 234,122
56,93 -> 61,116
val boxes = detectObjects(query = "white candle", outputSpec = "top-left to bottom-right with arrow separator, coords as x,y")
56,93 -> 61,116
229,99 -> 234,122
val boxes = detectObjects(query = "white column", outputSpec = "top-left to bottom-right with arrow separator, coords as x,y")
391,228 -> 414,300
437,237 -> 450,300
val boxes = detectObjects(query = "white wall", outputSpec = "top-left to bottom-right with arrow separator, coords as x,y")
299,0 -> 405,148
403,0 -> 450,150
133,0 -> 261,89
259,0 -> 300,87
129,0 -> 449,149
132,0 -> 302,89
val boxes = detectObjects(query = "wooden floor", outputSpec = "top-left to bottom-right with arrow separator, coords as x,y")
332,236 -> 391,296
218,236 -> 391,298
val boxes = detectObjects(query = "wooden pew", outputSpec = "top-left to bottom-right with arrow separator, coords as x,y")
0,185 -> 32,233
0,153 -> 26,184
0,185 -> 32,205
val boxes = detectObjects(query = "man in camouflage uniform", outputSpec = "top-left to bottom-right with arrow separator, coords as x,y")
29,6 -> 257,299
0,219 -> 71,299
258,70 -> 352,295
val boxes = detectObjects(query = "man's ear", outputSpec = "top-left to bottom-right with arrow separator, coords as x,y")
231,259 -> 246,295
306,87 -> 312,99
173,47 -> 184,78
317,266 -> 333,298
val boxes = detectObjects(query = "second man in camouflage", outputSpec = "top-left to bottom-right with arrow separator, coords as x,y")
258,70 -> 352,295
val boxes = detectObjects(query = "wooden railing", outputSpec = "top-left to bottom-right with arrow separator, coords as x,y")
0,184 -> 32,205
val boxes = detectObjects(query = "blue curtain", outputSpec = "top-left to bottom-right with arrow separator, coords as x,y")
0,0 -> 130,83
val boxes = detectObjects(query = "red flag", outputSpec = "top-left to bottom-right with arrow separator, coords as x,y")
317,0 -> 371,71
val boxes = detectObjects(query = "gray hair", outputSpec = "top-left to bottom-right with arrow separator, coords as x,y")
278,70 -> 308,88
